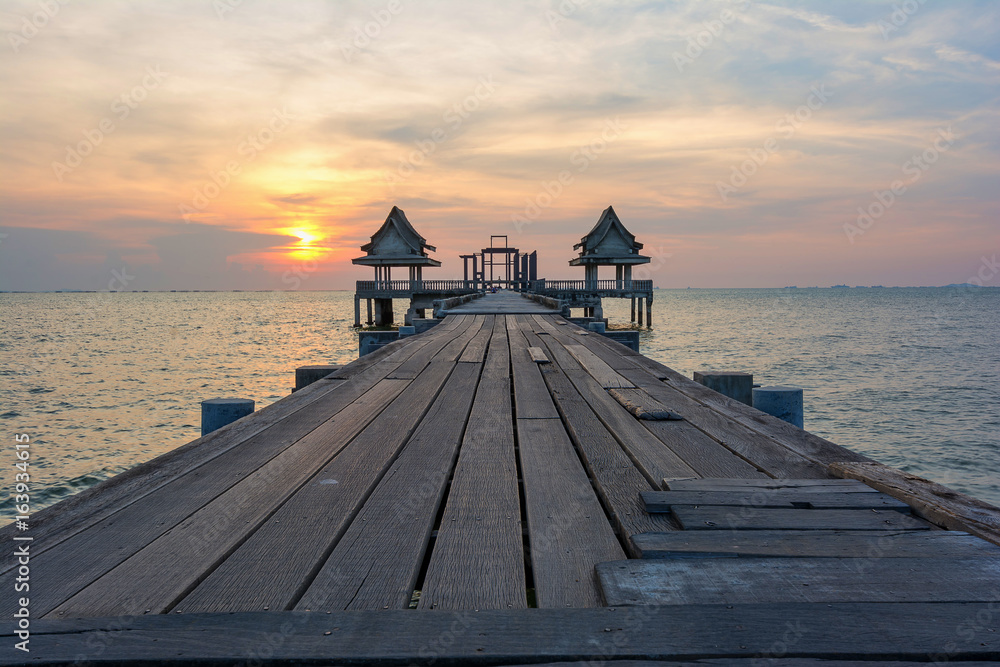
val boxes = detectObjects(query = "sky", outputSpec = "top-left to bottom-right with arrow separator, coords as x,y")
0,0 -> 998,291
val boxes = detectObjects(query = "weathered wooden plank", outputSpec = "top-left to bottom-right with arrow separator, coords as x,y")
596,557 -> 1000,606
386,314 -> 477,377
607,387 -> 683,420
540,338 -> 698,488
508,316 -> 560,420
458,314 -> 494,363
529,315 -> 638,368
47,374 -> 423,618
428,315 -> 486,365
831,461 -> 1000,547
624,352 -> 871,466
7,604 -> 1000,663
642,490 -> 911,512
0,372 -> 344,577
327,312 -> 466,380
419,318 -> 526,610
561,332 -> 859,475
644,420 -> 768,480
535,343 -> 672,545
564,344 -> 635,388
7,374 -> 412,620
294,362 -> 482,611
517,418 -> 626,608
534,323 -> 756,485
617,366 -> 826,479
532,326 -> 768,482
172,361 -> 461,614
664,478 -> 875,492
493,662 -> 1000,667
631,529 -> 1000,560
527,346 -> 550,364
0,312 -> 469,582
671,506 -> 932,531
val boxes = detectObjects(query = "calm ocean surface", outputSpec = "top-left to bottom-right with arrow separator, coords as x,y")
1,287 -> 998,517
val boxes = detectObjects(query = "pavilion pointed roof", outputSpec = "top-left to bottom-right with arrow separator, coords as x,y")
352,206 -> 441,267
569,205 -> 650,266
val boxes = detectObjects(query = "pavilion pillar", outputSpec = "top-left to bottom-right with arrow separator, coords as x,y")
631,297 -> 636,322
646,296 -> 653,327
354,294 -> 361,327
366,299 -> 373,325
374,298 -> 393,326
637,297 -> 644,326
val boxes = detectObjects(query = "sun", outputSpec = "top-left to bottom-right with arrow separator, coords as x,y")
284,226 -> 327,262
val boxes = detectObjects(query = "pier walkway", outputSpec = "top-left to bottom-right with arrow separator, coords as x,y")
3,313 -> 1000,664
442,290 -> 560,314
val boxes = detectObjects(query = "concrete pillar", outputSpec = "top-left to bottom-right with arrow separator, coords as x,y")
631,297 -> 636,322
624,264 -> 632,287
637,298 -> 644,326
295,365 -> 342,392
694,371 -> 753,406
646,297 -> 653,327
354,295 -> 361,327
374,298 -> 393,326
753,386 -> 804,428
593,302 -> 604,320
201,398 -> 254,436
366,298 -> 373,325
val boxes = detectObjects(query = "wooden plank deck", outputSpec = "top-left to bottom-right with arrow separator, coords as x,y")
3,310 -> 999,665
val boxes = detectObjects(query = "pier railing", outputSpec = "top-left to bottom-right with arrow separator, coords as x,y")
528,279 -> 653,294
355,280 -> 480,295
355,278 -> 654,296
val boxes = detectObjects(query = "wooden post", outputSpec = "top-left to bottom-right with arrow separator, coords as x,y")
631,297 -> 636,322
354,294 -> 361,327
366,299 -> 373,325
646,296 -> 653,327
637,297 -> 644,326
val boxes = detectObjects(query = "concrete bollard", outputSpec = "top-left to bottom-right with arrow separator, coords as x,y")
588,321 -> 606,333
694,371 -> 754,406
411,318 -> 440,334
294,365 -> 342,392
752,386 -> 804,428
358,330 -> 400,356
201,398 -> 255,436
398,325 -> 416,337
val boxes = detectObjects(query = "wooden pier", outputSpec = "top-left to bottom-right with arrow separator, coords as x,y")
3,295 -> 1000,664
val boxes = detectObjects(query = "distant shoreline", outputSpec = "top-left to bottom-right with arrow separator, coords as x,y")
2,285 -> 997,294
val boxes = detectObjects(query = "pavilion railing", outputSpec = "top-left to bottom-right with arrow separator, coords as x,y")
356,280 -> 480,293
528,279 -> 653,293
